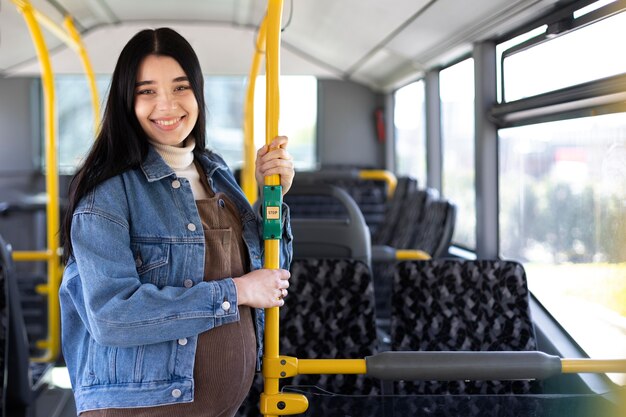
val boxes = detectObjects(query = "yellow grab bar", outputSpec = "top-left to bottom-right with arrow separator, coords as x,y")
358,169 -> 397,198
242,18 -> 268,204
395,249 -> 431,261
11,0 -> 61,363
63,16 -> 100,131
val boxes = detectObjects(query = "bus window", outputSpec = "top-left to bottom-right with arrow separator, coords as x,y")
55,75 -> 317,173
440,58 -> 475,249
499,112 -> 626,385
502,9 -> 626,102
253,75 -> 317,171
394,80 -> 426,185
56,75 -> 110,173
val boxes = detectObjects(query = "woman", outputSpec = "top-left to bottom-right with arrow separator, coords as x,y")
59,27 -> 294,416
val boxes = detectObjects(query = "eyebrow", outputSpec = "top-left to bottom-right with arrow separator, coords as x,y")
135,76 -> 189,87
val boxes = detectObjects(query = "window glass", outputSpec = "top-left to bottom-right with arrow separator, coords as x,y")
252,76 -> 317,171
55,75 -> 317,173
56,75 -> 110,173
394,80 -> 426,185
440,58 -> 475,249
499,113 -> 626,385
503,10 -> 626,101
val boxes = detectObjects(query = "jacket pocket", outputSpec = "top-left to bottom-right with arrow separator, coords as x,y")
131,242 -> 169,287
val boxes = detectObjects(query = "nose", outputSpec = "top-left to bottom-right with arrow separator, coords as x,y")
156,91 -> 177,111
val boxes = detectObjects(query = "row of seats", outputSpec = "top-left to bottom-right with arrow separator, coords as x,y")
236,257 -> 539,416
0,234 -> 55,417
373,177 -> 456,258
237,179 -> 536,414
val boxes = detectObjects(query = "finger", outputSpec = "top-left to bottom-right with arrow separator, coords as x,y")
256,144 -> 269,157
282,288 -> 288,298
260,148 -> 292,163
258,159 -> 294,175
269,136 -> 289,150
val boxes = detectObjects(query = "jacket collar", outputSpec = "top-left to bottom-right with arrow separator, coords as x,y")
140,145 -> 228,182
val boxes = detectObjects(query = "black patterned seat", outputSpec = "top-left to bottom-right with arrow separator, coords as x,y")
409,199 -> 456,258
391,259 -> 540,395
372,176 -> 417,246
235,258 -> 380,416
280,258 -> 380,394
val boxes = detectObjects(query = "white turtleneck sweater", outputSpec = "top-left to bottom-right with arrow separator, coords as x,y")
149,138 -> 210,200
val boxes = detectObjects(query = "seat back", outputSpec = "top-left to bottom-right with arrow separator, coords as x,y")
0,236 -> 8,417
391,259 -> 539,395
290,170 -> 388,236
281,258 -> 380,394
409,199 -> 456,258
287,184 -> 371,267
372,177 -> 417,246
235,258 -> 380,416
0,234 -> 33,410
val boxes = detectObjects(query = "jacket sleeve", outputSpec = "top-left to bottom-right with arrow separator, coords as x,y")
69,209 -> 239,348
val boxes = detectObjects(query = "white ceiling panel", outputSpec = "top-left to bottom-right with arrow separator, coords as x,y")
1,0 -> 570,89
386,0 -> 561,68
280,0 -> 432,74
5,23 -> 339,78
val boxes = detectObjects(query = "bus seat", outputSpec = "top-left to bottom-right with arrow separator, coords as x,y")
372,176 -> 417,246
391,259 -> 540,395
389,187 -> 437,249
290,170 -> 388,236
1,237 -> 8,417
235,258 -> 380,416
0,234 -> 53,416
409,199 -> 456,258
286,184 -> 371,267
281,258 -> 380,394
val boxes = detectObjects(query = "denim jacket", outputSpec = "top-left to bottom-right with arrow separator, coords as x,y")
59,146 -> 293,414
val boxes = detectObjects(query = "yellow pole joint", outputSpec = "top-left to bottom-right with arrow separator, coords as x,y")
263,356 -> 299,378
260,392 -> 309,416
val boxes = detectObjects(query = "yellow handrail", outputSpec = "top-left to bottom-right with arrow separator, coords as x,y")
395,249 -> 431,261
10,1 -> 99,364
242,18 -> 268,204
63,16 -> 101,131
358,169 -> 397,198
11,0 -> 61,363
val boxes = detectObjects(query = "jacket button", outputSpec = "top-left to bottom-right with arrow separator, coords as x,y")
187,223 -> 196,231
171,180 -> 181,189
171,388 -> 182,398
183,279 -> 194,288
221,301 -> 231,311
218,198 -> 225,208
135,257 -> 142,268
178,338 -> 188,346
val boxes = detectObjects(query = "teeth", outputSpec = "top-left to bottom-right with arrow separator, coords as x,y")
154,117 -> 181,126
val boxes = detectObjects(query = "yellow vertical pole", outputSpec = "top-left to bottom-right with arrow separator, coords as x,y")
63,15 -> 101,131
13,0 -> 61,363
242,18 -> 268,204
262,1 -> 283,416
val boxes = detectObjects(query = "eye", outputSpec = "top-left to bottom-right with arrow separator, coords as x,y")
136,89 -> 155,95
174,85 -> 191,92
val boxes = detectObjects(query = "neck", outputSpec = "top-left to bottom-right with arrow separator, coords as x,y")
149,137 -> 195,170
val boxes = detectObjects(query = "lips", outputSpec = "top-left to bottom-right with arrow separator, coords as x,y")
151,116 -> 185,131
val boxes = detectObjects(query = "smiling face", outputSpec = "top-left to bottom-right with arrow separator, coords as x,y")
134,54 -> 199,147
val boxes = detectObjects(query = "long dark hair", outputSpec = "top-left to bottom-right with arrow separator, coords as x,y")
62,27 -> 207,262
